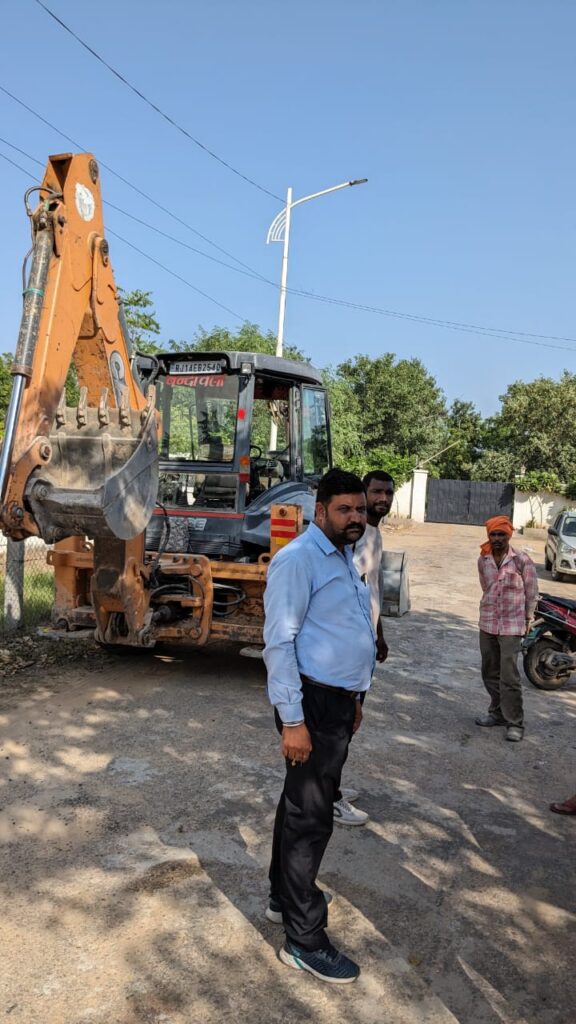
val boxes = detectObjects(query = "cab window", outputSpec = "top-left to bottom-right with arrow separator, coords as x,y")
302,387 -> 329,477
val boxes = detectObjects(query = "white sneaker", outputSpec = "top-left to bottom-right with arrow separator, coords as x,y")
340,787 -> 359,803
333,798 -> 368,826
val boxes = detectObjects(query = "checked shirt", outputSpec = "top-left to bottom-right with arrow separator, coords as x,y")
478,546 -> 538,636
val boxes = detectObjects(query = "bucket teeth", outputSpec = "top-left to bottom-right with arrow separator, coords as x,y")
56,389 -> 67,427
98,387 -> 109,426
141,384 -> 156,425
77,386 -> 88,427
119,385 -> 130,427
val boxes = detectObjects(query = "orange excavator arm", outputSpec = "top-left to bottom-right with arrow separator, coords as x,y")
0,153 -> 159,645
0,152 -> 158,543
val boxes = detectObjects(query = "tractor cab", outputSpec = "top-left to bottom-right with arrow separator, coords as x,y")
138,351 -> 331,559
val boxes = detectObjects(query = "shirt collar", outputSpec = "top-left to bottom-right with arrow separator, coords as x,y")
483,544 -> 517,564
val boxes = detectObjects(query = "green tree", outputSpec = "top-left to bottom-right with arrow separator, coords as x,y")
336,353 -> 447,460
323,369 -> 364,470
120,288 -> 161,353
435,399 -> 484,479
470,450 -> 517,482
0,353 -> 13,439
489,373 -> 576,483
519,470 -> 564,494
178,322 -> 307,363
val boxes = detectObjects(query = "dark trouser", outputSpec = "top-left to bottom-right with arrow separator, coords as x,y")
479,630 -> 524,727
335,689 -> 366,802
269,680 -> 356,951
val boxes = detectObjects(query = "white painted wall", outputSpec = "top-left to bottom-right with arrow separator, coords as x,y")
410,469 -> 429,523
391,479 -> 412,518
513,491 -> 574,529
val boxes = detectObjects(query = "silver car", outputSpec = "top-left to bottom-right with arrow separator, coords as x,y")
545,511 -> 576,581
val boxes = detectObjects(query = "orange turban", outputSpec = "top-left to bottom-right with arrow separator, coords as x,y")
480,515 -> 513,555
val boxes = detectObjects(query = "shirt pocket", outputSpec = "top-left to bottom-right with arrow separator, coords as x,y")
501,568 -> 522,590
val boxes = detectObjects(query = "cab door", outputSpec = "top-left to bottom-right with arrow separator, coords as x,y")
301,387 -> 332,481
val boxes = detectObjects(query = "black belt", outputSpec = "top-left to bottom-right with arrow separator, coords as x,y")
300,675 -> 362,700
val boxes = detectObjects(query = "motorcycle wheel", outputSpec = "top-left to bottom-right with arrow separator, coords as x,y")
523,639 -> 570,690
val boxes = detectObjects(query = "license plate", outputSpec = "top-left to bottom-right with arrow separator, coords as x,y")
170,360 -> 223,375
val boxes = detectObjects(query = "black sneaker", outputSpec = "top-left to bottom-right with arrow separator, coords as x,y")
279,940 -> 360,984
265,890 -> 332,924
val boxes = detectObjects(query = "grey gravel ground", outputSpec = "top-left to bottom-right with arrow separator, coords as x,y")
0,522 -> 574,1024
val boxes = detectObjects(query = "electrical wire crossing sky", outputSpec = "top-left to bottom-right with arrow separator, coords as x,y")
1,0 -> 575,413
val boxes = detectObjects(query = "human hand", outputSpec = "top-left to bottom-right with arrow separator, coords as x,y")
352,701 -> 363,734
282,723 -> 312,764
376,636 -> 389,662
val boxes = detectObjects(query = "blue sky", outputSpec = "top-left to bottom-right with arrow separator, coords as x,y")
1,0 -> 574,414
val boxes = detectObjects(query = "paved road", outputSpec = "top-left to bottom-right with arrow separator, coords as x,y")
1,523 -> 574,1024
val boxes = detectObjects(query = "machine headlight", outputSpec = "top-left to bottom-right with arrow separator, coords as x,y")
559,540 -> 575,555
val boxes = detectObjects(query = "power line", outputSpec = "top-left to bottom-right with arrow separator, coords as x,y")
288,289 -> 576,352
107,230 -> 244,321
105,200 -> 270,284
0,85 -> 264,276
0,136 -> 43,168
0,136 -> 269,285
102,202 -> 576,350
0,147 -> 246,321
0,149 -> 36,178
1,133 -> 575,354
33,0 -> 281,202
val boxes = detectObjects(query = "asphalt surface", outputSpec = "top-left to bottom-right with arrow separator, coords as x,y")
0,522 -> 574,1024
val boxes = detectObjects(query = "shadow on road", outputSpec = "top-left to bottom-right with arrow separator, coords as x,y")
0,603 -> 575,1023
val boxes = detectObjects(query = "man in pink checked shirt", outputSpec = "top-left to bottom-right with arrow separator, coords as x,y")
476,515 -> 538,743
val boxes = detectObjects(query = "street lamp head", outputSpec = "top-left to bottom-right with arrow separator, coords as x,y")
349,178 -> 368,186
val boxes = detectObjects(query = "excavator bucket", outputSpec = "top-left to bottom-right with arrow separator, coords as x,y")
0,153 -> 159,544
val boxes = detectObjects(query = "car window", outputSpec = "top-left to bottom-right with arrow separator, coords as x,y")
553,514 -> 563,530
561,517 -> 576,537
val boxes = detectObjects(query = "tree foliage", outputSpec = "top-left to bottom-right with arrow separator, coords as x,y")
0,354 -> 12,439
120,288 -> 161,353
518,470 -> 565,494
336,353 -> 447,460
4,281 -> 576,494
179,322 -> 307,363
488,373 -> 576,483
435,400 -> 484,479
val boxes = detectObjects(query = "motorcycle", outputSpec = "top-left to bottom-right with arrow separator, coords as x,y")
522,593 -> 576,690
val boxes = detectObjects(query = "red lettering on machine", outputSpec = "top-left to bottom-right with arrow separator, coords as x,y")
166,375 -> 226,388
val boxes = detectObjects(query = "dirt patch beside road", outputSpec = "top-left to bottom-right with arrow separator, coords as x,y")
0,523 -> 574,1024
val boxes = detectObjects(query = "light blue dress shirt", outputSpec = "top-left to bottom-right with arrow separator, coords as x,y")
263,523 -> 376,724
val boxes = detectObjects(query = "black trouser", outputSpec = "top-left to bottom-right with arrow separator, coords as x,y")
335,689 -> 366,802
268,680 -> 356,951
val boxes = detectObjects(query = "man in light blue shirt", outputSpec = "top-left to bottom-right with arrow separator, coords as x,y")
263,468 -> 376,985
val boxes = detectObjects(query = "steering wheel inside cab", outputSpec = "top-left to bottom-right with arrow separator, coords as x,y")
249,445 -> 285,489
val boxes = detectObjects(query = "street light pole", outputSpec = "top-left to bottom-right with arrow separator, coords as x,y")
266,177 -> 367,448
275,185 -> 292,360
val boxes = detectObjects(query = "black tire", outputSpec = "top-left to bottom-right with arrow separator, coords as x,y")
551,558 -> 566,583
544,551 -> 552,571
523,639 -> 570,690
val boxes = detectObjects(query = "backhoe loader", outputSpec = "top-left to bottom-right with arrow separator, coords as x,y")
0,153 -> 331,649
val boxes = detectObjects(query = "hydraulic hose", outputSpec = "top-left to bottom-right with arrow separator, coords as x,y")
0,215 -> 54,503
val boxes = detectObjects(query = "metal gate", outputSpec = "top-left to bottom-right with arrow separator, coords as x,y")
425,479 -> 514,526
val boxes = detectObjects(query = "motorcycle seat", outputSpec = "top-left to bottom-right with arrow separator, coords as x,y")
540,593 -> 576,611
